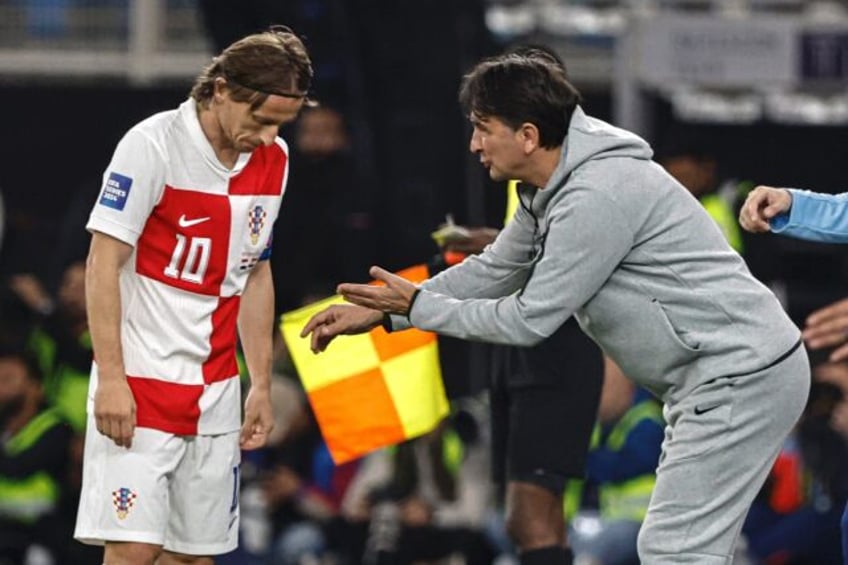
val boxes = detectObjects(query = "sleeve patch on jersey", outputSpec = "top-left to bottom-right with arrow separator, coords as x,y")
99,172 -> 133,211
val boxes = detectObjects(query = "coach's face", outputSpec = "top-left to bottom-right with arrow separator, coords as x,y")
468,114 -> 527,182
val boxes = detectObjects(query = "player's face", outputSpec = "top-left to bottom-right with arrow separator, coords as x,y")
468,114 -> 525,182
219,92 -> 305,153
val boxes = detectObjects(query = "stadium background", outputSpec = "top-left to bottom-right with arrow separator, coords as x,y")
2,1 -> 848,563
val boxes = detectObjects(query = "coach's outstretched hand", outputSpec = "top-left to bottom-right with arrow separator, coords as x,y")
338,266 -> 419,314
301,267 -> 420,353
301,304 -> 384,353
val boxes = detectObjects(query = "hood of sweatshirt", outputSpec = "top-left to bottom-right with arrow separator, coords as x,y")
529,106 -> 655,211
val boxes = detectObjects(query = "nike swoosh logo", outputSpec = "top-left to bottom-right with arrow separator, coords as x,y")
694,404 -> 721,416
178,214 -> 211,228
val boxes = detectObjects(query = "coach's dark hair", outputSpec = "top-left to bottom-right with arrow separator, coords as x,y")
507,44 -> 569,77
191,25 -> 313,110
459,53 -> 581,149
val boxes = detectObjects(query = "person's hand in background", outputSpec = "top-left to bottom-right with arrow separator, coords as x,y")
442,226 -> 499,255
804,298 -> 848,362
431,214 -> 498,256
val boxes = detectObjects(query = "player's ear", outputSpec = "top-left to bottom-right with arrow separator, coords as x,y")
213,77 -> 229,102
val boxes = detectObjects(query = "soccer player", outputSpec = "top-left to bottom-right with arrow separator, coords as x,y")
73,26 -> 312,565
302,52 -> 810,564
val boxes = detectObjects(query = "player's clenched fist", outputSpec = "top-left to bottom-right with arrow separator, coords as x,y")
739,185 -> 793,233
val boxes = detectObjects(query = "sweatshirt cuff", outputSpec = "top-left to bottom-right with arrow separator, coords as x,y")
381,313 -> 394,332
406,288 -> 421,316
383,289 -> 420,333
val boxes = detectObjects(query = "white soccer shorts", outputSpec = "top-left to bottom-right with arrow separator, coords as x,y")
74,417 -> 241,556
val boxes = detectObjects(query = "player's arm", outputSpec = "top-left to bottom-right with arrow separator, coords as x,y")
769,189 -> 848,243
86,231 -> 136,448
238,260 -> 275,450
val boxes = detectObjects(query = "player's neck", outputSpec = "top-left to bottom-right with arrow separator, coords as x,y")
197,102 -> 239,169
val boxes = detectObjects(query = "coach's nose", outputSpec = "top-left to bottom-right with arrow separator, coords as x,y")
469,128 -> 482,153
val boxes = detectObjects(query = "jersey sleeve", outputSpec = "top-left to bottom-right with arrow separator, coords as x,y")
770,189 -> 848,243
258,137 -> 290,262
259,231 -> 273,261
86,128 -> 166,247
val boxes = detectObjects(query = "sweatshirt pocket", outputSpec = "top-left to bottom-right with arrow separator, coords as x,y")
650,298 -> 701,354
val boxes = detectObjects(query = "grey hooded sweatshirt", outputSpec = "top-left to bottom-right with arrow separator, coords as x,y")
399,107 -> 800,405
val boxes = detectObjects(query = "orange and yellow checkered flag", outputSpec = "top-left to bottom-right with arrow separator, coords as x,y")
280,265 -> 448,464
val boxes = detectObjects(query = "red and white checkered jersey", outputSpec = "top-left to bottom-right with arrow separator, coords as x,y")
86,99 -> 289,436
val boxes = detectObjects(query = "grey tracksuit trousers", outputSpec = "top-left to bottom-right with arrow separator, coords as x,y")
637,343 -> 810,564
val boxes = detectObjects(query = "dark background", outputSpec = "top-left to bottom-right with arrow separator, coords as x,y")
2,0 -> 848,325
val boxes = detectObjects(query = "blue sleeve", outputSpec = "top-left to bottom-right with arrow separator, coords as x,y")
259,231 -> 273,261
586,419 -> 664,483
770,190 -> 848,243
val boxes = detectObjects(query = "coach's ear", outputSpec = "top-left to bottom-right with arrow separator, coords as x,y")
518,122 -> 540,154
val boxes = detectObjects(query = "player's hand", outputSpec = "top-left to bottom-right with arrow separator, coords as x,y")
337,266 -> 418,316
739,185 -> 793,233
803,297 -> 848,361
93,378 -> 136,448
300,304 -> 384,353
241,386 -> 274,450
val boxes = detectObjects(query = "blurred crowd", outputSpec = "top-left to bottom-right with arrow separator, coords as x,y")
1,1 -> 848,564
3,240 -> 846,564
